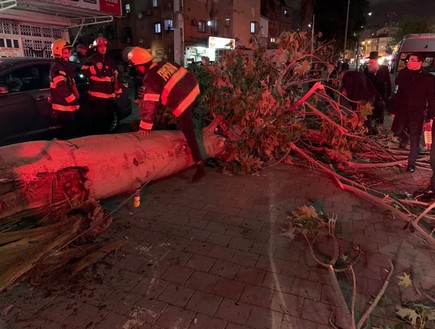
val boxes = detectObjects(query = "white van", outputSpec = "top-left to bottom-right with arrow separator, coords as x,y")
392,33 -> 435,86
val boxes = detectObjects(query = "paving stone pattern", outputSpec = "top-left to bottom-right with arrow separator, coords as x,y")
1,164 -> 434,329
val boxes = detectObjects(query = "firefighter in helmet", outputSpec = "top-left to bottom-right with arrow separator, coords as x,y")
81,36 -> 122,134
127,46 -> 205,182
50,38 -> 80,139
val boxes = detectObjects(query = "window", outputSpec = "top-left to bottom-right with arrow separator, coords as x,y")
125,3 -> 131,14
5,65 -> 49,93
152,0 -> 159,7
198,20 -> 207,33
225,18 -> 230,27
283,10 -> 289,17
164,19 -> 173,31
250,21 -> 258,34
154,22 -> 162,34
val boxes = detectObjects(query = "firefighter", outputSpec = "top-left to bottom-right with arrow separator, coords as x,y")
127,46 -> 205,182
50,39 -> 80,139
81,36 -> 122,134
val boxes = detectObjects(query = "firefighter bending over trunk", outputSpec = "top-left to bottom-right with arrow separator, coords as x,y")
50,39 -> 80,139
127,46 -> 205,182
82,37 -> 122,134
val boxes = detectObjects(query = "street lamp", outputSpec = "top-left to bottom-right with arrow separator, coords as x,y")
343,0 -> 350,58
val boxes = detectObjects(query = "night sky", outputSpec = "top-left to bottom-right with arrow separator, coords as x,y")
367,0 -> 434,27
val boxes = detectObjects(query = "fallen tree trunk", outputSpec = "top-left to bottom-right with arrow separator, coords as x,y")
0,119 -> 225,223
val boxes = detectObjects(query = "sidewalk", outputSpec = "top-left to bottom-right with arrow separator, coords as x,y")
1,163 -> 434,329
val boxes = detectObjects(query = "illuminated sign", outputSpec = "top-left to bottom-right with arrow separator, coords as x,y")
29,0 -> 121,16
208,37 -> 235,49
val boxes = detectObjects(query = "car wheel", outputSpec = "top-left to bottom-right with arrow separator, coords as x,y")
109,111 -> 119,132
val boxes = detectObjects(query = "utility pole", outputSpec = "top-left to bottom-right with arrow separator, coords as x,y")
311,14 -> 315,55
343,0 -> 350,58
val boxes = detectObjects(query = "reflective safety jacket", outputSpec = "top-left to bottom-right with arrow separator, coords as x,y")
138,61 -> 200,130
81,52 -> 122,100
50,59 -> 80,112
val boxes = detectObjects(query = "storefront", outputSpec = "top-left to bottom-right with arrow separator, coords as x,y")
184,36 -> 235,66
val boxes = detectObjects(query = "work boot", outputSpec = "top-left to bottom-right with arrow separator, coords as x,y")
191,160 -> 205,183
406,165 -> 416,173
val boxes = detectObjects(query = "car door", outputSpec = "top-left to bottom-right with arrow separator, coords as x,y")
0,63 -> 56,145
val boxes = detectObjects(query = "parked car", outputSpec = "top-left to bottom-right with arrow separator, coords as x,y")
0,57 -> 132,146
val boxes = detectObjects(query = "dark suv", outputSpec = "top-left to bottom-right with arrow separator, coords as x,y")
0,57 -> 132,146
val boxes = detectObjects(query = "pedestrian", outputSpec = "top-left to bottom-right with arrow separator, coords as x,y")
69,43 -> 88,64
363,51 -> 392,132
50,39 -> 80,139
339,64 -> 378,133
391,53 -> 435,173
127,46 -> 205,182
81,36 -> 122,134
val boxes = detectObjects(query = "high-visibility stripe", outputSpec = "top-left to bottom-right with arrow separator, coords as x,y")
143,93 -> 160,102
139,121 -> 153,130
81,65 -> 90,70
88,91 -> 116,99
90,76 -> 112,82
65,94 -> 76,103
53,75 -> 66,84
161,67 -> 187,105
173,84 -> 200,117
90,66 -> 97,75
52,104 -> 79,112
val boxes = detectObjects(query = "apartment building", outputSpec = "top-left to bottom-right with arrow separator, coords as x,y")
115,0 -> 299,66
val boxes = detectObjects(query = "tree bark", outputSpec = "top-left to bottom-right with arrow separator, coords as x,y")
0,119 -> 225,222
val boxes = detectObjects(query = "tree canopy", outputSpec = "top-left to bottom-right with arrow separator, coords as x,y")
392,15 -> 434,43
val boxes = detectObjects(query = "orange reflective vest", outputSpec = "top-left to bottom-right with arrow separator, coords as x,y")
50,59 -> 79,112
82,52 -> 122,100
139,61 -> 200,129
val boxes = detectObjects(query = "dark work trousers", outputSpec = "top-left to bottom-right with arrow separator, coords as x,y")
408,134 -> 421,167
177,106 -> 203,162
372,98 -> 385,125
430,123 -> 435,189
55,110 -> 76,140
88,96 -> 114,134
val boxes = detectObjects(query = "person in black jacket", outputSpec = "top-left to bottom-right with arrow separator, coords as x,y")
69,44 -> 88,64
50,39 -> 80,139
363,51 -> 392,131
339,65 -> 378,134
81,37 -> 122,134
391,53 -> 435,173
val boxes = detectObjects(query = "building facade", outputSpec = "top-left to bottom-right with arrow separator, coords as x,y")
113,0 -> 300,65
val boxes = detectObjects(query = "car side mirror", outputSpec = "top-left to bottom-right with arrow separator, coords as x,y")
0,84 -> 8,94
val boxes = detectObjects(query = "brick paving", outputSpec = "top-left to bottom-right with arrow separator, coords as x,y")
1,163 -> 434,329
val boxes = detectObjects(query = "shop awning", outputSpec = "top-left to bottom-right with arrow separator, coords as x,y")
0,0 -> 120,27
